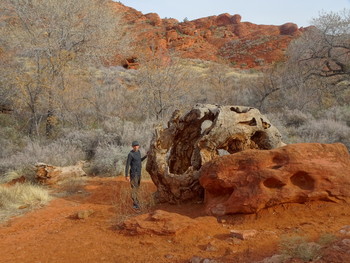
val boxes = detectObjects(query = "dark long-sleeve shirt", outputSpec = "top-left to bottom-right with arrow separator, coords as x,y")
125,150 -> 147,177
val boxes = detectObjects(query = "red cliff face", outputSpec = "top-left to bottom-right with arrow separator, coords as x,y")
111,2 -> 305,68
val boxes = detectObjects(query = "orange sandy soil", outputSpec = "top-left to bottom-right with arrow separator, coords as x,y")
0,177 -> 349,263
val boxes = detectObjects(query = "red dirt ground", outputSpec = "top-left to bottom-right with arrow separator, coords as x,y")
0,177 -> 349,263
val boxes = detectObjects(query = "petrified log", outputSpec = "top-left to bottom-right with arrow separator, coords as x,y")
146,104 -> 285,203
199,143 -> 350,215
35,161 -> 86,185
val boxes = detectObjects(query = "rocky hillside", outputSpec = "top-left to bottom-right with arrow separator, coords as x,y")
111,1 -> 308,69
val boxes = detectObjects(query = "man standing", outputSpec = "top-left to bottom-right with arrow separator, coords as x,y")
125,140 -> 147,210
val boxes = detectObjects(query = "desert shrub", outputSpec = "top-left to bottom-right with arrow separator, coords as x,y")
297,119 -> 350,148
100,117 -> 154,147
0,124 -> 29,159
113,183 -> 133,225
138,182 -> 156,210
88,145 -> 130,176
0,139 -> 85,174
58,177 -> 87,196
318,233 -> 337,246
267,110 -> 350,149
112,180 -> 155,226
0,170 -> 22,184
283,109 -> 310,128
279,236 -> 322,262
62,128 -> 122,160
322,105 -> 350,127
0,117 -> 155,177
0,183 -> 50,210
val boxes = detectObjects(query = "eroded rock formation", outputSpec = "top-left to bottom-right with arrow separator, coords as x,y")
35,161 -> 86,185
199,143 -> 350,215
110,2 -> 305,68
121,210 -> 217,236
146,104 -> 284,203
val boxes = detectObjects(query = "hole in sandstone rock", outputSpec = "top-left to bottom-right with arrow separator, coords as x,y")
272,153 -> 289,166
218,149 -> 230,156
239,118 -> 257,126
168,112 -> 217,174
251,131 -> 271,149
290,171 -> 315,190
271,165 -> 283,169
230,106 -> 252,113
263,177 -> 285,188
225,137 -> 247,153
260,118 -> 271,129
201,120 -> 213,134
123,57 -> 139,69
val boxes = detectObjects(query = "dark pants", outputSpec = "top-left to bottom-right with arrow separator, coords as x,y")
130,175 -> 141,206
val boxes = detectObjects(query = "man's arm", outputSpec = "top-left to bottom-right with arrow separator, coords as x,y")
141,150 -> 149,162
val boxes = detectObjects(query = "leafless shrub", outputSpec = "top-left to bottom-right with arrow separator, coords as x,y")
268,110 -> 350,149
58,177 -> 87,196
88,145 -> 130,176
0,139 -> 85,176
297,119 -> 350,148
112,179 -> 155,226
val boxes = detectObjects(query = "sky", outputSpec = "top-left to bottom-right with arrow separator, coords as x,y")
117,0 -> 350,27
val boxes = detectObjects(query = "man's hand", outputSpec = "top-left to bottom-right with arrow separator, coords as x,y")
125,176 -> 130,182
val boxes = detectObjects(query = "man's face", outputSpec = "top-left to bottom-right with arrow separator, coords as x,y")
133,145 -> 140,151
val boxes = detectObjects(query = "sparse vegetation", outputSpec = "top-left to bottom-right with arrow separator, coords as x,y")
0,183 -> 50,210
279,236 -> 322,262
58,177 -> 87,196
317,232 -> 338,246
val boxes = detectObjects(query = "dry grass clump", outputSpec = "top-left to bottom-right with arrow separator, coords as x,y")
0,183 -> 51,210
0,170 -> 22,184
0,182 -> 51,222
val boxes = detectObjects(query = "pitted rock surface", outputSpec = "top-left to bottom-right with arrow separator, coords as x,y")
146,104 -> 284,203
199,143 -> 350,215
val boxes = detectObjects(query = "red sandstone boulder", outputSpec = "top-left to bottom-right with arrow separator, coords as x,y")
177,24 -> 197,36
279,22 -> 298,35
163,18 -> 179,28
216,13 -> 232,26
231,14 -> 242,24
166,29 -> 179,42
199,143 -> 350,215
233,23 -> 250,37
145,13 -> 162,26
